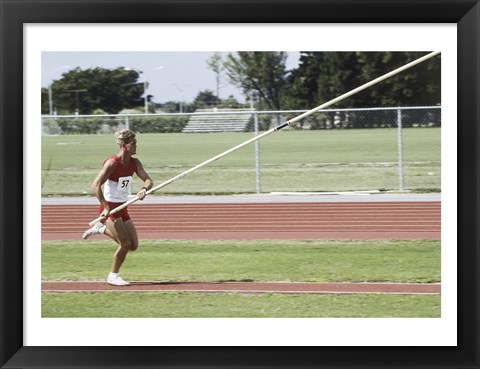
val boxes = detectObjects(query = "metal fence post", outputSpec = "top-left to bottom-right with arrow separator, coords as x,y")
397,108 -> 405,191
254,111 -> 261,194
125,115 -> 130,130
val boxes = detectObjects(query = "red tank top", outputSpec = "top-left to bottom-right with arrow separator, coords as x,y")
105,155 -> 138,181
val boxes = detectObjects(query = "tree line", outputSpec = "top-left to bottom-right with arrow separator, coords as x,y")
41,52 -> 440,115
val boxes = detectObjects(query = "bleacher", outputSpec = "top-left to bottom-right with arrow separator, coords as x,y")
182,108 -> 253,133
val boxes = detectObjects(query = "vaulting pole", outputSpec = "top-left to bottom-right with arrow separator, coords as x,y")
88,51 -> 440,226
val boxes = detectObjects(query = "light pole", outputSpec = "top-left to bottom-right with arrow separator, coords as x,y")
126,66 -> 165,114
66,89 -> 87,115
43,66 -> 71,115
171,83 -> 190,113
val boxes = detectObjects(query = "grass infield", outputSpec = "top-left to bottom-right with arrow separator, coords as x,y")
42,292 -> 441,318
41,128 -> 440,195
42,239 -> 440,318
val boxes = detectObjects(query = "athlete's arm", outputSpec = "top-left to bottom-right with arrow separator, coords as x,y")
134,158 -> 153,200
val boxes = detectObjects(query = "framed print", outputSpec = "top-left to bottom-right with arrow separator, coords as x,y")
1,0 -> 479,368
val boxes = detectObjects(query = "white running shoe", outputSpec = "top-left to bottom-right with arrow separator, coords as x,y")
107,273 -> 130,286
82,222 -> 106,239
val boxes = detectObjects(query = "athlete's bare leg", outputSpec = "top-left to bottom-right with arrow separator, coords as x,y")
105,218 -> 138,273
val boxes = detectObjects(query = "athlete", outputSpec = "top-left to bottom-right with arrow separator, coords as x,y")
82,129 -> 153,286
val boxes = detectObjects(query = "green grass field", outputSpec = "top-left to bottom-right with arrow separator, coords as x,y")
42,239 -> 441,283
41,128 -> 441,318
42,239 -> 441,318
41,128 -> 440,195
42,292 -> 440,318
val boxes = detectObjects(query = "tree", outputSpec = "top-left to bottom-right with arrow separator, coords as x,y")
284,52 -> 325,109
206,52 -> 224,104
287,52 -> 440,110
42,67 -> 144,115
159,100 -> 196,113
355,52 -> 440,106
217,95 -> 243,109
193,90 -> 218,109
223,52 -> 289,111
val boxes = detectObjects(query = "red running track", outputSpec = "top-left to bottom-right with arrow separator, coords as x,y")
42,201 -> 441,294
42,201 -> 441,240
42,281 -> 441,295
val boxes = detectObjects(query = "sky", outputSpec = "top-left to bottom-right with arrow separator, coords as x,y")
42,51 -> 301,104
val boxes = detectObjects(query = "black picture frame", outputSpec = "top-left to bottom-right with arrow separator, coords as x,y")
1,0 -> 479,368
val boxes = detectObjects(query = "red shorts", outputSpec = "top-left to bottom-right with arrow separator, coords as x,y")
99,201 -> 131,222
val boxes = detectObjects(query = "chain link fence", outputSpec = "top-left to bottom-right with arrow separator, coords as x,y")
41,106 -> 440,196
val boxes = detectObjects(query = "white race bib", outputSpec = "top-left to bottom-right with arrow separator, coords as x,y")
116,176 -> 133,193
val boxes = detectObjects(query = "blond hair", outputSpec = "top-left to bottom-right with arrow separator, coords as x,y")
115,129 -> 136,146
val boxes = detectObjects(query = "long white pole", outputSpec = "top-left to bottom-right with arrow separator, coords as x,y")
88,51 -> 440,226
397,108 -> 405,191
144,80 -> 148,114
